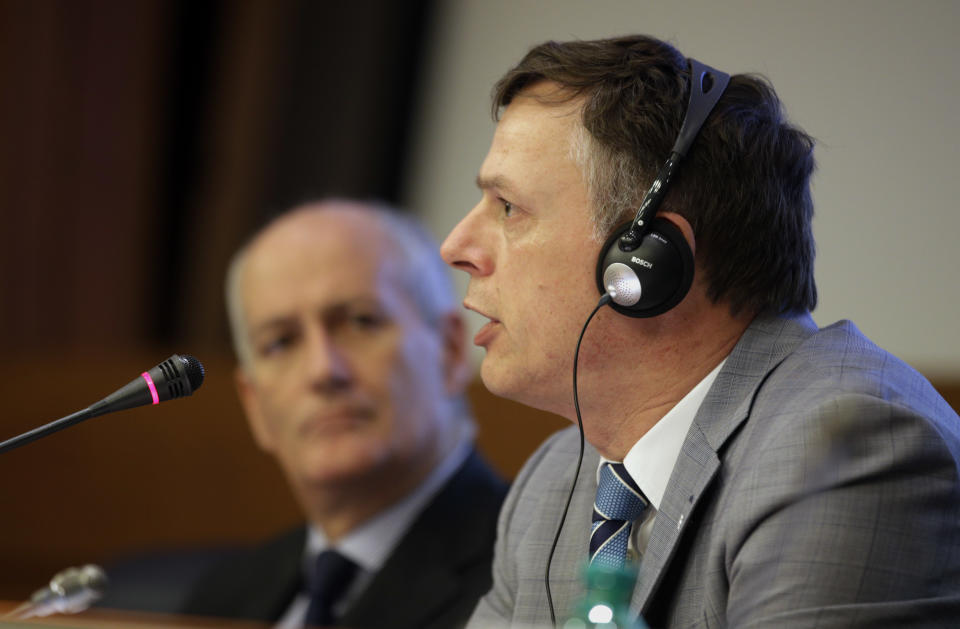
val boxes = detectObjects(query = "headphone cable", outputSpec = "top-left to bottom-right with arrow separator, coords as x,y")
545,292 -> 612,626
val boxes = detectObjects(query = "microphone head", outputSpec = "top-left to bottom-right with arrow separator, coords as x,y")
78,564 -> 108,596
86,353 -> 207,419
50,564 -> 107,598
152,354 -> 205,400
26,564 -> 108,618
175,354 -> 205,392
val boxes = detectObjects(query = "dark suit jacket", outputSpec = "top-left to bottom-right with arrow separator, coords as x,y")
468,312 -> 960,628
183,449 -> 507,629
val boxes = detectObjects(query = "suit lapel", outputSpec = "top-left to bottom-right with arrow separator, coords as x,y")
343,548 -> 462,628
237,527 -> 306,622
633,312 -> 819,613
634,423 -> 722,613
339,451 -> 505,629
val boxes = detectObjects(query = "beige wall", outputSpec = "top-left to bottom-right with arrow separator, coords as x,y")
405,0 -> 960,379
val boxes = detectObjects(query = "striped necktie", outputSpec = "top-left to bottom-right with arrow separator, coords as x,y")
590,462 -> 649,569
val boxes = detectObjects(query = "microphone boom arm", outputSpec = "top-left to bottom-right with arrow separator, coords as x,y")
0,354 -> 204,456
0,407 -> 95,455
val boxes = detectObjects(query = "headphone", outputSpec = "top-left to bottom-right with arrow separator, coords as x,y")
595,58 -> 730,317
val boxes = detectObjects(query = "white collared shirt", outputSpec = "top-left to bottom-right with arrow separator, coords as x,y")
276,419 -> 474,628
597,359 -> 725,558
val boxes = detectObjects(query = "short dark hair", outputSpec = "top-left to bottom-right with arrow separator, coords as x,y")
493,35 -> 817,316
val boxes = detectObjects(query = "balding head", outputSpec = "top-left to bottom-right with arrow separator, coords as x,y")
226,200 -> 472,516
227,200 -> 459,371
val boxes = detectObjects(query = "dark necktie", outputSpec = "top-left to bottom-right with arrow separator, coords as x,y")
303,550 -> 359,627
590,462 -> 650,569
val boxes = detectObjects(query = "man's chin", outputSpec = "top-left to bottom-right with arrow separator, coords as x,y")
480,359 -> 572,419
480,360 -> 531,405
296,444 -> 383,484
301,459 -> 378,488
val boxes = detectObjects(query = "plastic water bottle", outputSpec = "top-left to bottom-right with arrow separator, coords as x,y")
561,562 -> 648,629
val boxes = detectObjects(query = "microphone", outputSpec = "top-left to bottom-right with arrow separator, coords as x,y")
86,354 -> 205,418
0,354 -> 205,455
5,564 -> 108,619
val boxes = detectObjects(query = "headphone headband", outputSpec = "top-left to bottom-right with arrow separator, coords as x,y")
620,58 -> 730,248
672,58 -> 731,158
596,56 -> 730,317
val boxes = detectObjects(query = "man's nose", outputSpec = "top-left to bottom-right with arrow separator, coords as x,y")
304,327 -> 352,393
440,203 -> 493,277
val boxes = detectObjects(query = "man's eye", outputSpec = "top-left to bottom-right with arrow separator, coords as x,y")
500,198 -> 514,217
261,333 -> 296,356
350,312 -> 386,330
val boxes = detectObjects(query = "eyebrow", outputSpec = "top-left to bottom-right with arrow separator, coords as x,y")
475,173 -> 516,193
248,297 -> 387,336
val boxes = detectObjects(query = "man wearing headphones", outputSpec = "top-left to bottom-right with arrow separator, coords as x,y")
182,200 -> 507,628
441,35 -> 960,627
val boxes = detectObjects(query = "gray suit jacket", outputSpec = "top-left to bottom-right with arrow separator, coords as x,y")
468,312 -> 960,628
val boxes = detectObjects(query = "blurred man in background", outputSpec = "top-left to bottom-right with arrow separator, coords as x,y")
182,200 -> 507,629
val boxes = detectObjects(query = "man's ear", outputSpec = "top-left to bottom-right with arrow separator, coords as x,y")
438,311 -> 472,396
658,211 -> 696,256
235,366 -> 275,453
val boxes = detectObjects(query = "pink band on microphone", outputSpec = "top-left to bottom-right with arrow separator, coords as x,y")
141,372 -> 160,405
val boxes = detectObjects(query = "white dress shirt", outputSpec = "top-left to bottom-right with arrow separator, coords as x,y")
276,419 -> 474,628
598,359 -> 725,558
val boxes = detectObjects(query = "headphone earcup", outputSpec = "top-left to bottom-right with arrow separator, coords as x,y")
595,217 -> 694,318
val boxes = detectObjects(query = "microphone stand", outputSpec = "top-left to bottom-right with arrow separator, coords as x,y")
0,407 -> 99,455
